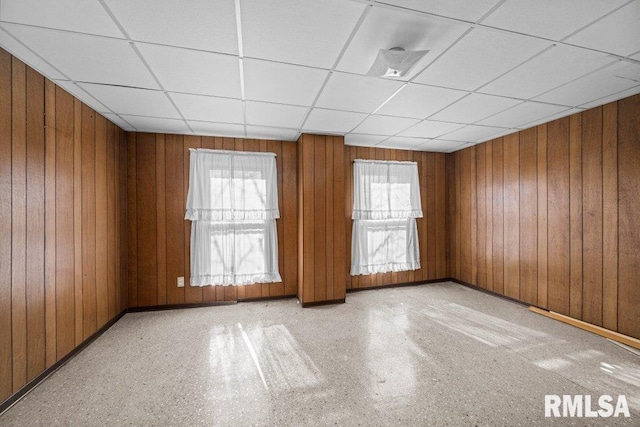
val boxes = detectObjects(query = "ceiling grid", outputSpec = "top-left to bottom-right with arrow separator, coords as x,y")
0,0 -> 637,151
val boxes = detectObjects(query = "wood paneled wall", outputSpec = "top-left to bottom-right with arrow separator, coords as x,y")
126,133 -> 298,307
447,94 -> 640,340
0,48 -> 128,403
344,146 -> 448,290
297,134 -> 346,304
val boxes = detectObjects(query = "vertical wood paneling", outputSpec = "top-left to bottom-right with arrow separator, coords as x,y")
425,153 -> 437,279
617,95 -> 640,339
492,139 -> 504,295
582,107 -> 603,326
25,66 -> 45,381
333,138 -> 346,300
448,97 -> 639,339
126,134 -> 138,307
11,58 -> 27,392
283,141 -> 298,296
106,122 -> 117,319
54,87 -> 75,359
342,145 -> 448,292
546,118 -> 571,315
435,154 -> 447,278
503,133 -> 519,299
73,99 -> 82,346
469,147 -> 477,286
325,138 -> 335,300
536,124 -> 548,308
95,115 -> 108,329
569,114 -> 583,319
81,105 -> 97,340
0,49 -> 12,401
1,46 -> 128,405
602,103 -> 618,330
302,135 -> 314,302
460,149 -> 471,283
484,143 -> 493,291
44,79 -> 56,368
476,144 -> 486,288
136,133 -> 158,307
519,127 -> 537,305
126,134 -> 299,306
164,135 -> 185,304
314,135 -> 327,301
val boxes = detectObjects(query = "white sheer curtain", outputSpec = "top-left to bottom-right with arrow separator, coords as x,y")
186,149 -> 282,286
351,159 -> 422,276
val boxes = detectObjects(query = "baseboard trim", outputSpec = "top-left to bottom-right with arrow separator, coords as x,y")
0,309 -> 127,416
127,301 -> 237,312
450,278 -> 531,308
529,306 -> 640,350
346,277 -> 452,293
237,294 -> 297,303
301,298 -> 346,308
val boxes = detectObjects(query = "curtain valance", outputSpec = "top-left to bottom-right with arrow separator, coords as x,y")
185,149 -> 280,221
352,159 -> 423,220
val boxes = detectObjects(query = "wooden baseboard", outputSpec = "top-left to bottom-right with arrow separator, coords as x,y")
0,310 -> 127,416
529,306 -> 640,350
301,298 -> 345,308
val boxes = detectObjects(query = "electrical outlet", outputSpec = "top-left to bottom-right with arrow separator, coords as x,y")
177,277 -> 185,287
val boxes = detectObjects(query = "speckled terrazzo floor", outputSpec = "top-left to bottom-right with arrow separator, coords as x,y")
1,281 -> 638,426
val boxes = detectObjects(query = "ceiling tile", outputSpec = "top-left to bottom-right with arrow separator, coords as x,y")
245,126 -> 298,141
123,115 -> 190,134
482,0 -> 627,41
352,114 -> 419,136
303,108 -> 367,133
517,108 -> 583,130
188,121 -> 245,138
241,0 -> 364,68
104,0 -> 237,54
566,2 -> 640,57
0,26 -> 66,79
316,72 -> 403,114
244,59 -> 328,106
398,120 -> 465,138
170,93 -> 243,123
377,83 -> 467,119
0,0 -> 124,37
478,102 -> 568,128
377,136 -> 429,150
345,134 -> 388,147
441,124 -> 508,142
53,80 -> 109,113
102,113 -> 135,132
337,6 -> 470,79
3,24 -> 158,88
415,139 -> 467,153
136,43 -> 240,98
430,93 -> 520,123
414,28 -> 549,91
379,0 -> 503,23
481,44 -> 614,100
78,83 -> 180,118
578,86 -> 640,110
534,61 -> 640,107
245,101 -> 308,129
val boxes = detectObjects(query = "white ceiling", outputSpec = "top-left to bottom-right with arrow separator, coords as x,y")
0,0 -> 639,153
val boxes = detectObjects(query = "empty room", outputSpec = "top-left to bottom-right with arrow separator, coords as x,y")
1,0 -> 639,425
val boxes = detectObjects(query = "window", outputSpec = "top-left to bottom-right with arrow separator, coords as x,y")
185,149 -> 281,286
351,160 -> 422,276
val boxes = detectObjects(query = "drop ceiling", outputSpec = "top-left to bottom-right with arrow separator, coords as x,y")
1,0 -> 639,153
